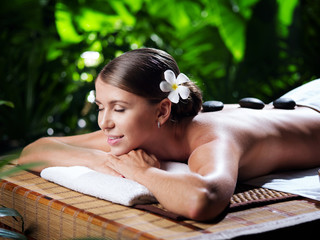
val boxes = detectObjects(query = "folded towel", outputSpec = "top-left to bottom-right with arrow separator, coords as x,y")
244,167 -> 320,201
40,161 -> 189,206
41,161 -> 320,206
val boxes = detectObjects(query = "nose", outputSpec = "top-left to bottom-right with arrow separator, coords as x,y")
98,110 -> 115,130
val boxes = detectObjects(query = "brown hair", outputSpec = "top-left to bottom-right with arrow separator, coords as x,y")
98,48 -> 202,121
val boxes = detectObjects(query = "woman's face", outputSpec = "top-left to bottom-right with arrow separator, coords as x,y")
95,78 -> 159,156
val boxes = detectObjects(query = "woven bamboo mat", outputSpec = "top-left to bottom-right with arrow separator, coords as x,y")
1,165 -> 320,240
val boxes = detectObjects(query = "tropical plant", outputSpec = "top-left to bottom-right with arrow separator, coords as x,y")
0,100 -> 14,109
1,0 -> 319,152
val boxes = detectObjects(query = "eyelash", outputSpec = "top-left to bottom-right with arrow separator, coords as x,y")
95,104 -> 125,113
96,106 -> 103,112
96,108 -> 125,113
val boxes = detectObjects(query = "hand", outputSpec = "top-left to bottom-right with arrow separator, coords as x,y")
106,149 -> 160,180
90,152 -> 124,177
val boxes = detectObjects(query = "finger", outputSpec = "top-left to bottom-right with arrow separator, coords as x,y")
103,154 -> 124,177
105,153 -> 120,167
145,154 -> 160,168
150,154 -> 157,161
101,165 -> 124,178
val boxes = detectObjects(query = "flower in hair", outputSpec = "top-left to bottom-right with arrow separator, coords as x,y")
160,70 -> 190,103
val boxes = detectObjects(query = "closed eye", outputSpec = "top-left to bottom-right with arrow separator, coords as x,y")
95,102 -> 103,112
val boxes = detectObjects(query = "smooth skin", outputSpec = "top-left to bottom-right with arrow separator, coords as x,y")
19,78 -> 320,221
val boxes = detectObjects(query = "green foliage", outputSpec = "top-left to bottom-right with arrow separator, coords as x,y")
0,152 -> 43,178
1,0 -> 320,151
0,100 -> 14,108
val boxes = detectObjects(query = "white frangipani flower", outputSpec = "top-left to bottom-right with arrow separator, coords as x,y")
159,70 -> 190,103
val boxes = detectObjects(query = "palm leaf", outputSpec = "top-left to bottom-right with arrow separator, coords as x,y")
0,163 -> 43,179
0,100 -> 14,108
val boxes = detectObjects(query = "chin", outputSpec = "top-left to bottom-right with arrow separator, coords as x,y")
110,147 -> 132,156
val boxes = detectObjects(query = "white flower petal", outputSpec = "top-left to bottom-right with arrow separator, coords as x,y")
176,73 -> 190,84
164,70 -> 176,84
168,91 -> 179,103
178,86 -> 190,99
160,81 -> 172,92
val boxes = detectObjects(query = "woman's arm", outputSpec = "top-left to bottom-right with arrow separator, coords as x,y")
107,139 -> 240,221
18,131 -> 122,176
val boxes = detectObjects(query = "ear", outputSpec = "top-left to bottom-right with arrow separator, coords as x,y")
157,98 -> 172,126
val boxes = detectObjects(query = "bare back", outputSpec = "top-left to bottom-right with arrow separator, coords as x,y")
186,105 -> 320,180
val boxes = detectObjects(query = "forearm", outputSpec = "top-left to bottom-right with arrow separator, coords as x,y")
18,137 -> 107,172
133,167 -> 231,221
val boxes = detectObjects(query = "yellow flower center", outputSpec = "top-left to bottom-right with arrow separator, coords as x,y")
172,83 -> 178,90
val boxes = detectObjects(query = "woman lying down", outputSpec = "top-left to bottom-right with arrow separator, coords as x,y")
19,48 -> 320,221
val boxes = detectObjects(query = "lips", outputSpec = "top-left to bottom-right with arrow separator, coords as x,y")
107,135 -> 124,146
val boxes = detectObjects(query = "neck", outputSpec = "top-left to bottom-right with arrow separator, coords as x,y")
142,120 -> 190,162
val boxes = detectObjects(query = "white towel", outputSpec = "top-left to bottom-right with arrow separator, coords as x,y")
277,78 -> 320,112
41,162 -> 320,206
244,167 -> 320,201
40,161 -> 189,206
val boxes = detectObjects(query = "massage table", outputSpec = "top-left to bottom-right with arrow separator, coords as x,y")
1,164 -> 320,239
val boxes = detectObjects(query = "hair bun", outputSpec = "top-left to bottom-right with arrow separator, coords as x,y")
170,81 -> 202,122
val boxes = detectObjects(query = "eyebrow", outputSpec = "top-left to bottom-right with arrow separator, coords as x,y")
94,99 -> 130,105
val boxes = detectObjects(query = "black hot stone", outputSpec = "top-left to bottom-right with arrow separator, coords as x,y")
239,97 -> 265,109
273,97 -> 296,109
202,101 -> 224,112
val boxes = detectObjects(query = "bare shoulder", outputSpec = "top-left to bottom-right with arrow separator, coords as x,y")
188,139 -> 239,179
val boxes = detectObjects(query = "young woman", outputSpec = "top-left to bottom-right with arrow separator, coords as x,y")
18,48 -> 320,221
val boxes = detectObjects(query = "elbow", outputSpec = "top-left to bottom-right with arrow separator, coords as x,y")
186,188 -> 230,222
18,143 -> 31,165
18,146 -> 32,167
18,137 -> 50,170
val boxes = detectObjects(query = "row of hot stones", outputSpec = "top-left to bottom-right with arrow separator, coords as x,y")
202,97 -> 296,112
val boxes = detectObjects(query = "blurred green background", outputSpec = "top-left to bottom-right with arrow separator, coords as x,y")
1,0 -> 320,153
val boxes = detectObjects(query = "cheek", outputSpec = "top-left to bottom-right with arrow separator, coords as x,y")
126,115 -> 155,135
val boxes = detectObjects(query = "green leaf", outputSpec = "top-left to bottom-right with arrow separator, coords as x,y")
214,2 -> 246,61
0,155 -> 19,169
77,8 -> 120,32
55,3 -> 83,43
236,0 -> 260,19
276,0 -> 299,37
0,228 -> 27,240
124,0 -> 144,12
109,1 -> 135,26
277,0 -> 299,26
0,162 -> 44,179
0,149 -> 45,178
0,100 -> 14,108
